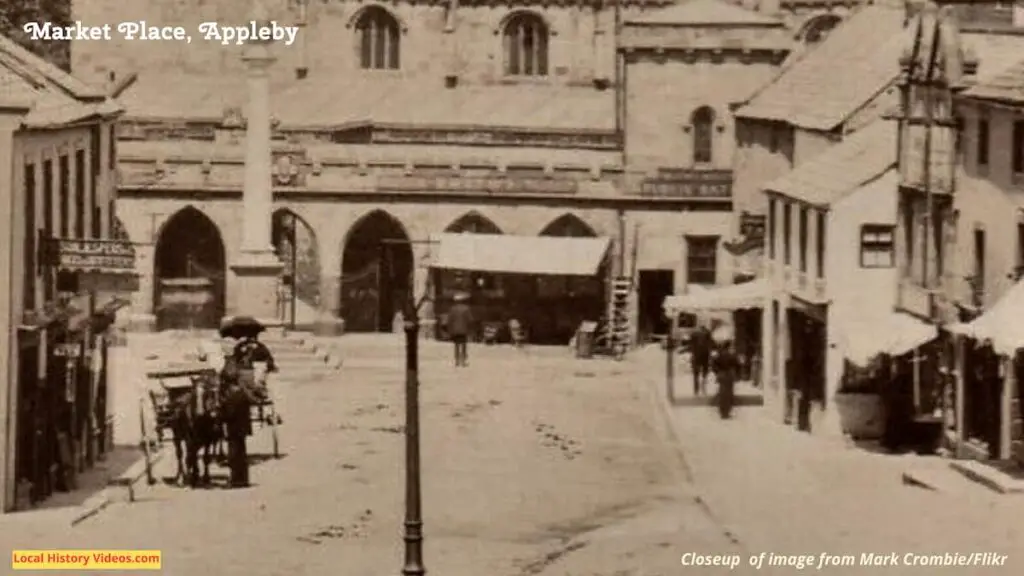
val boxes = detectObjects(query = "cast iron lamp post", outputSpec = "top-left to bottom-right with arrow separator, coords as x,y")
402,295 -> 425,576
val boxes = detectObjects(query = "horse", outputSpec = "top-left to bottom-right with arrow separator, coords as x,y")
169,371 -> 225,488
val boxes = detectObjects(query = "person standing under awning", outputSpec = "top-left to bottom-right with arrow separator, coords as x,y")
447,292 -> 474,368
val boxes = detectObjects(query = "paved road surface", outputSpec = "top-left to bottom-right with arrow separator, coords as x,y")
10,340 -> 736,575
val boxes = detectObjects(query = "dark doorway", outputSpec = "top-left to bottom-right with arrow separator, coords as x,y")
533,213 -> 604,344
272,209 -> 320,329
638,269 -> 673,341
787,308 -> 826,432
539,213 -> 597,238
341,210 -> 413,332
153,207 -> 226,331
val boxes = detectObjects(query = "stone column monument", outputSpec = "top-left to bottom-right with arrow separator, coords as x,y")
229,0 -> 284,327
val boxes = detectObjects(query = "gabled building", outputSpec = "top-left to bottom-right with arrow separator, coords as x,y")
0,33 -> 131,513
760,118 -> 935,435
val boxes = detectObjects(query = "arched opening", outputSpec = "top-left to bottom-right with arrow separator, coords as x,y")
272,209 -> 321,329
539,213 -> 598,238
153,207 -> 226,331
503,12 -> 549,77
341,210 -> 413,332
355,6 -> 401,70
435,212 -> 505,340
691,106 -> 716,165
801,14 -> 842,45
533,213 -> 605,344
444,211 -> 503,235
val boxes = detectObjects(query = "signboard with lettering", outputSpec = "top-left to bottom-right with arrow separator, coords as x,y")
45,238 -> 136,272
740,213 -> 767,240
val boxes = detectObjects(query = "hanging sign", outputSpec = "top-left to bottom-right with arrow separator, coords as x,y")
45,238 -> 136,272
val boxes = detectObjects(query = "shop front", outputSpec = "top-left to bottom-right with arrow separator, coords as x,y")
12,238 -> 137,510
948,280 -> 1024,464
430,233 -> 611,345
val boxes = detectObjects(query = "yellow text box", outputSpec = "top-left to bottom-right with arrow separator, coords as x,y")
12,550 -> 161,571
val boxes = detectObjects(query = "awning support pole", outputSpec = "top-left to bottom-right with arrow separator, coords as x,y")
666,322 -> 675,404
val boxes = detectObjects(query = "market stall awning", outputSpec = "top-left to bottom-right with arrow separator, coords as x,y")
842,312 -> 936,367
948,280 -> 1024,355
431,233 -> 611,276
662,279 -> 767,313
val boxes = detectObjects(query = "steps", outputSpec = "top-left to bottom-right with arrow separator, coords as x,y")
233,333 -> 342,381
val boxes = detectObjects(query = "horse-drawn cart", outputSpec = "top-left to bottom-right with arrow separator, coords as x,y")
146,363 -> 215,442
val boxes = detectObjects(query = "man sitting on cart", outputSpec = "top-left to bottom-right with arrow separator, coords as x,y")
220,316 -> 279,422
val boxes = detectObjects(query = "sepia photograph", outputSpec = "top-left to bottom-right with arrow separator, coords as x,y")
0,0 -> 1022,573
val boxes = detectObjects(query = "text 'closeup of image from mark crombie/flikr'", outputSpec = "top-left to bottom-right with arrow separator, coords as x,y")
21,20 -> 300,45
2,0 -> 1024,574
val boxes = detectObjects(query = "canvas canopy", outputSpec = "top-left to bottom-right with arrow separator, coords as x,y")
948,280 -> 1024,355
430,233 -> 611,276
841,313 -> 936,366
662,279 -> 767,314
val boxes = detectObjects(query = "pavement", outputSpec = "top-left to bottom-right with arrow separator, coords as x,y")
2,336 -> 1022,575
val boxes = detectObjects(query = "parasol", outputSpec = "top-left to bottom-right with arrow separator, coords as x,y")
453,291 -> 470,302
219,315 -> 266,339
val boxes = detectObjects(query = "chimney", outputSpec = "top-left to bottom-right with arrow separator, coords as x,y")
759,0 -> 780,15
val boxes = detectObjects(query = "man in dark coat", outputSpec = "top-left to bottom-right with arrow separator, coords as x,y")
447,295 -> 474,367
221,368 -> 257,488
712,341 -> 740,419
690,325 -> 712,396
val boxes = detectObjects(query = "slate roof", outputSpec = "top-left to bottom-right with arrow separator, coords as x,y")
763,118 -> 897,207
626,0 -> 781,26
119,74 -> 616,131
734,4 -> 906,131
0,33 -> 120,128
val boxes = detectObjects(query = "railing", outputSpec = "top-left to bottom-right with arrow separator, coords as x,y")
813,278 -> 826,301
637,169 -> 732,199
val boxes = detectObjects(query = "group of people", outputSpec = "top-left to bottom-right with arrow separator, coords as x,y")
689,324 -> 739,419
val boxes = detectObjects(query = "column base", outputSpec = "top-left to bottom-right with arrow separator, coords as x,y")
313,314 -> 345,337
230,249 -> 284,325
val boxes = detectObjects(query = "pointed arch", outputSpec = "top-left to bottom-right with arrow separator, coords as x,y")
444,211 -> 504,234
539,213 -> 598,238
153,206 -> 226,331
340,210 -> 413,332
273,208 -> 321,327
797,13 -> 842,44
691,106 -> 716,165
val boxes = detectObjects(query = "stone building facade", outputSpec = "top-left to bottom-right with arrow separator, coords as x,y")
0,33 -> 131,512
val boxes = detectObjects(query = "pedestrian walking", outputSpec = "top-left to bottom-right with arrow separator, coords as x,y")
690,324 -> 712,396
712,340 -> 740,419
448,292 -> 474,367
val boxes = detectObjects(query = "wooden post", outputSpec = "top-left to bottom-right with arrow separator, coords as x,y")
1001,355 -> 1014,460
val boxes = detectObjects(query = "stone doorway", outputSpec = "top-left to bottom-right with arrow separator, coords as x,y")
272,209 -> 320,329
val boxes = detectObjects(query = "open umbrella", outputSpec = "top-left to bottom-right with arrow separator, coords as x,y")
219,315 -> 266,339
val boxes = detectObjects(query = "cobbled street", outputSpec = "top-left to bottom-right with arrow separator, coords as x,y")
5,337 -> 1024,575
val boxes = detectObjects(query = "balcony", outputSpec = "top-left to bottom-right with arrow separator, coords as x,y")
637,169 -> 732,199
813,277 -> 826,301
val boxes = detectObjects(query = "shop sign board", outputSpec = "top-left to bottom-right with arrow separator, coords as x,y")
45,238 -> 136,272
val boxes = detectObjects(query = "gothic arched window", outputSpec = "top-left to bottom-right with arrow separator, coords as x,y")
692,106 -> 716,164
356,7 -> 400,70
503,12 -> 549,77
